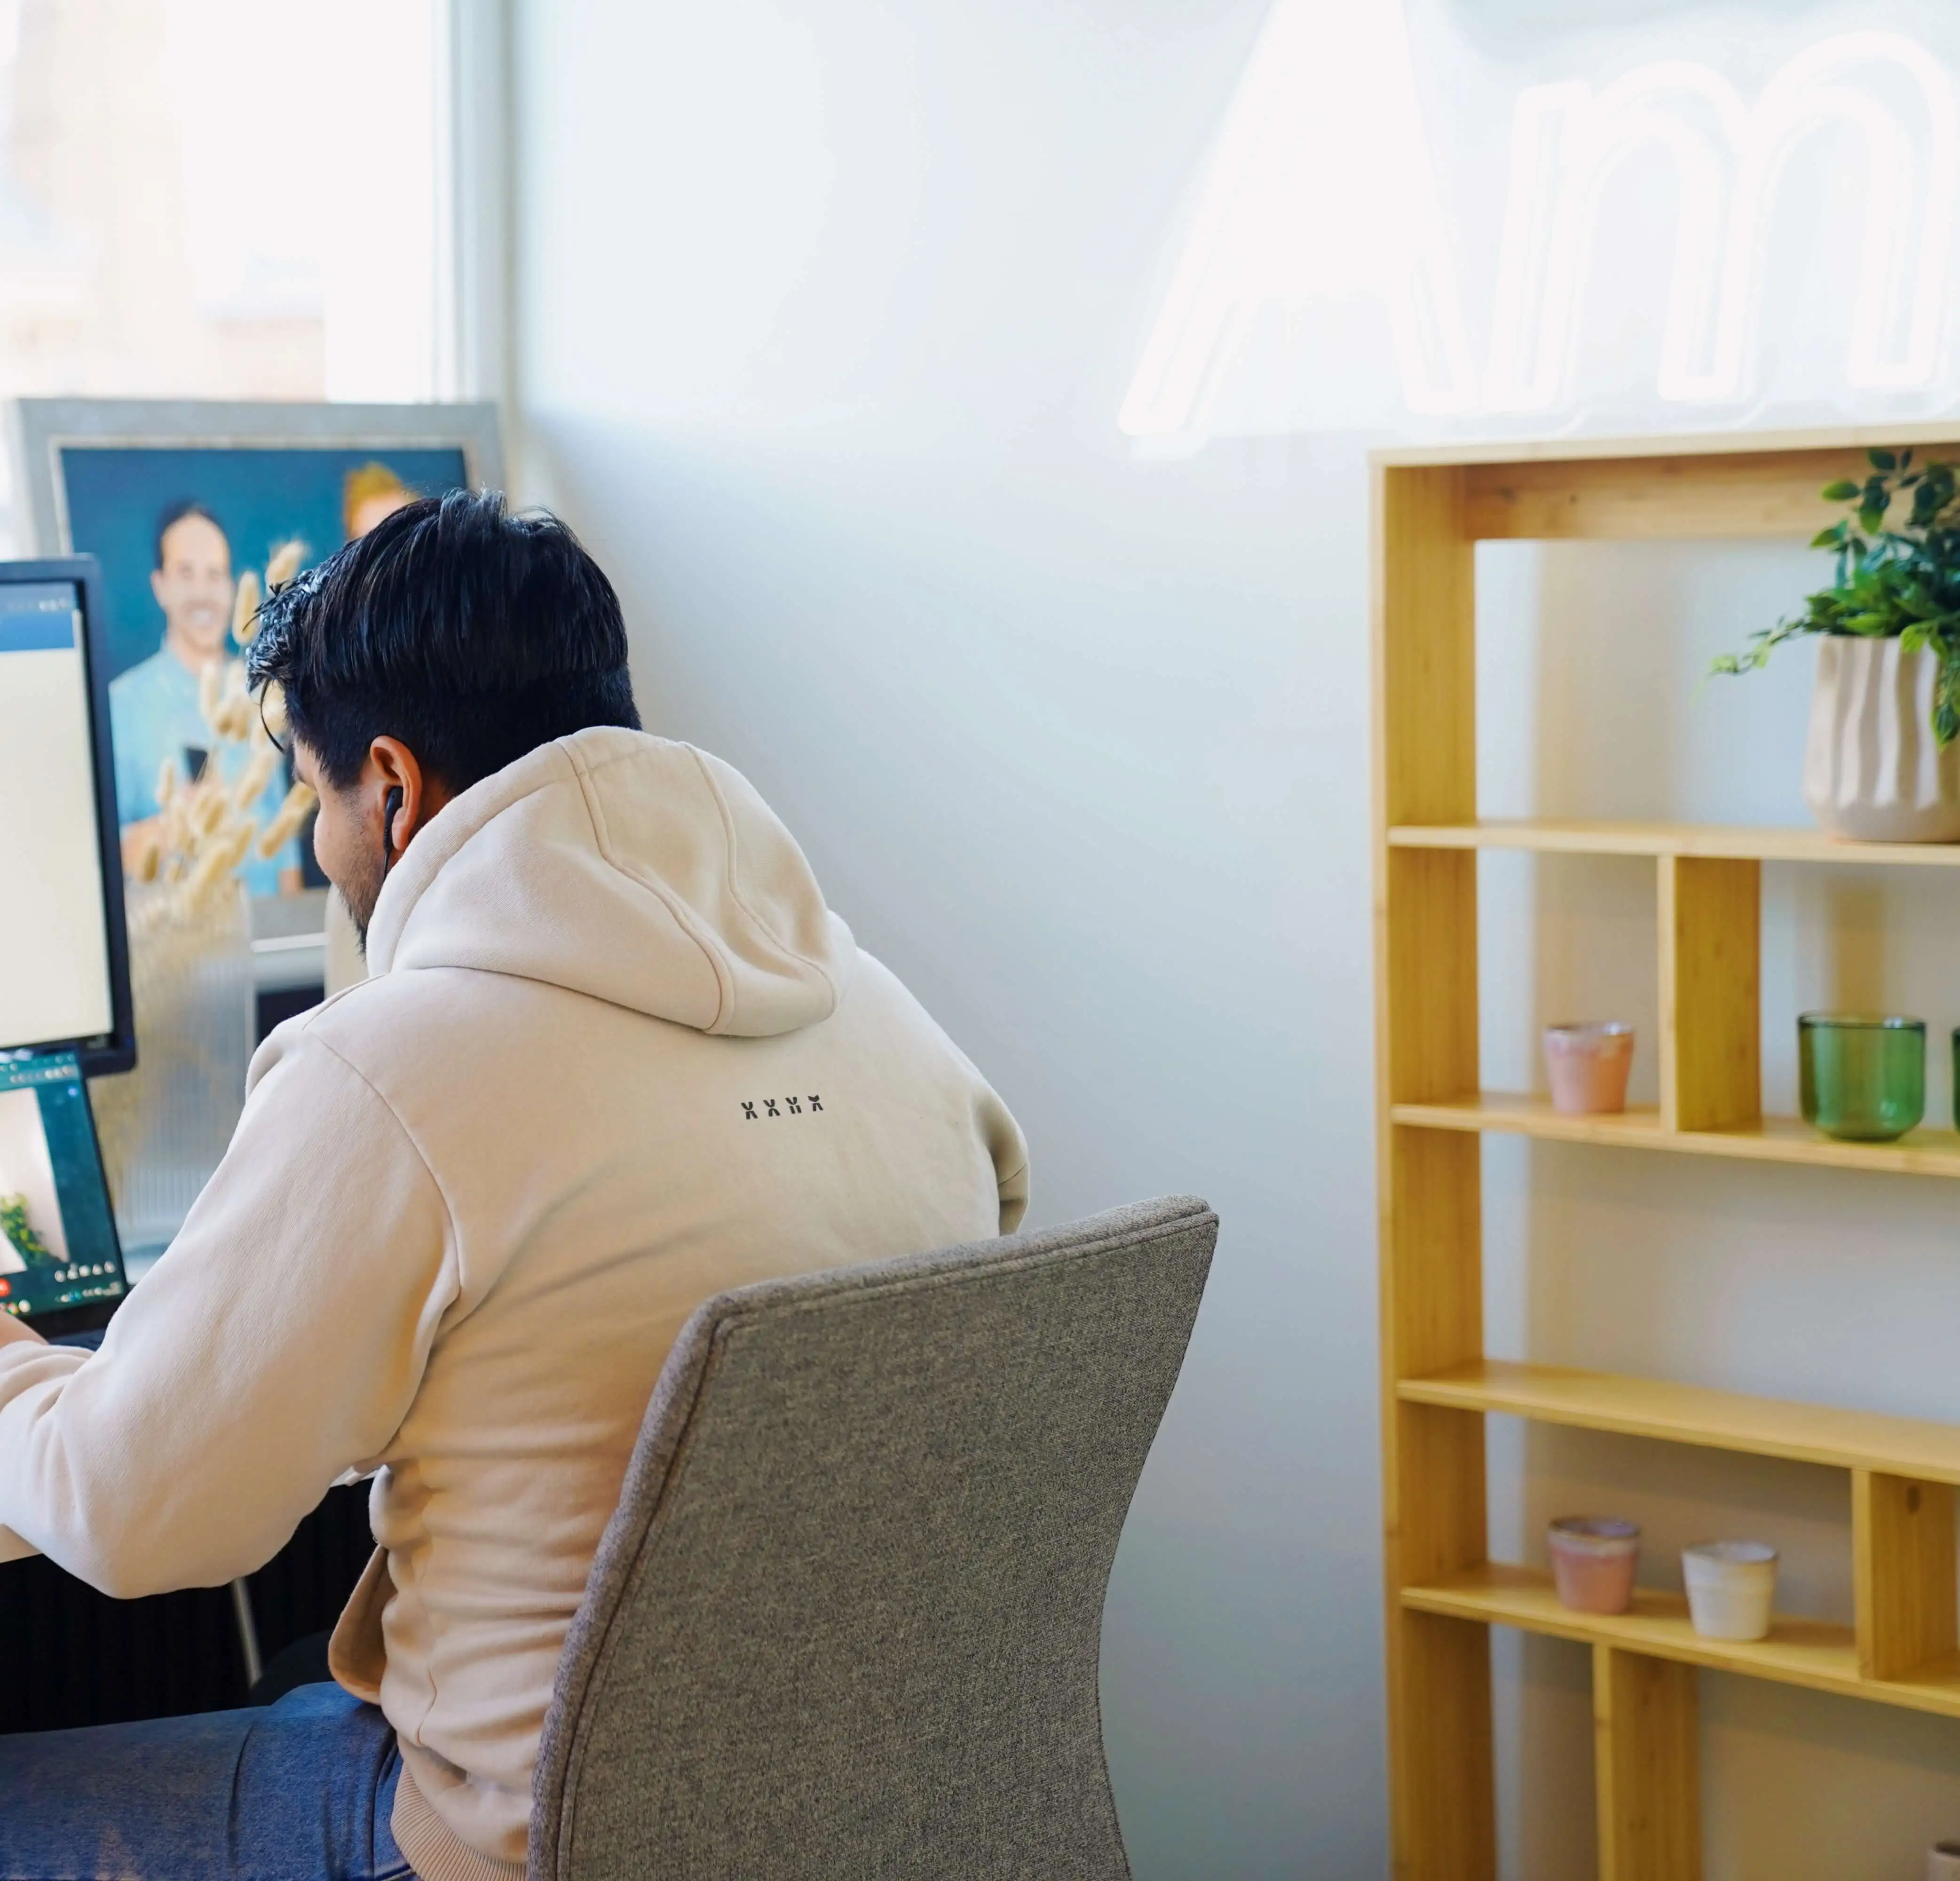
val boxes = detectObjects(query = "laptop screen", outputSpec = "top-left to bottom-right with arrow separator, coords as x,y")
0,1051 -> 126,1327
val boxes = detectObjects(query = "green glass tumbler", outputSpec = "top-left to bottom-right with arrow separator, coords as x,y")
1798,1015 -> 1925,1142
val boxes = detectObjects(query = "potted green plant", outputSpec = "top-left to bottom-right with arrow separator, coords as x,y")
0,1196 -> 57,1272
1714,449 -> 1960,842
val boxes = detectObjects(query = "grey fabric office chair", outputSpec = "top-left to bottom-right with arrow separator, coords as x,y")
530,1195 -> 1217,1881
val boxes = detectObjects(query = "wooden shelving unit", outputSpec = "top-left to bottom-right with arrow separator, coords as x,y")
1372,426 -> 1960,1881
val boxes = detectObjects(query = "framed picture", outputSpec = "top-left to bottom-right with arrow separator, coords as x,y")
10,399 -> 502,901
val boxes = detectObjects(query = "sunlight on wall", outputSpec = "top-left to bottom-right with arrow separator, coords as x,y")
1122,0 -> 1960,443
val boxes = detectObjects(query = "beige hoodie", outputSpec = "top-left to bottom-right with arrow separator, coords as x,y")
0,730 -> 1027,1881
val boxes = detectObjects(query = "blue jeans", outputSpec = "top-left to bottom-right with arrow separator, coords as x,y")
0,1683 -> 409,1880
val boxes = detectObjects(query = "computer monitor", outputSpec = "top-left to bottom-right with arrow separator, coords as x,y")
0,1049 -> 126,1338
0,558 -> 134,1075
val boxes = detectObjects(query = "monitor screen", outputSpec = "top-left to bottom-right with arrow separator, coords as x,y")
0,563 -> 131,1070
0,1051 -> 125,1328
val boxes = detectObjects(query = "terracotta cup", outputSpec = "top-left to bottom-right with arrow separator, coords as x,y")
1548,1516 -> 1640,1615
1544,1022 -> 1635,1115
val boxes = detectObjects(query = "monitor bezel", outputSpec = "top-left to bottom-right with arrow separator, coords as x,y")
0,1048 -> 128,1341
0,557 -> 135,1076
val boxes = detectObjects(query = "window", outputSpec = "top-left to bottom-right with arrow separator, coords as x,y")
0,0 -> 448,540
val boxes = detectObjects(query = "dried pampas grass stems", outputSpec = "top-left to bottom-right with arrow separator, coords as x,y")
257,782 -> 317,860
231,569 -> 261,647
264,539 -> 303,593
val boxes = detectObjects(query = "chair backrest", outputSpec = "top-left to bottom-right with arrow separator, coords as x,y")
530,1196 -> 1217,1881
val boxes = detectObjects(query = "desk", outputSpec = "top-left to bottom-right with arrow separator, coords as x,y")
0,1482 -> 370,1733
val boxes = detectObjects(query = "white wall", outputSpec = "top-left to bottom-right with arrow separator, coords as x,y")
510,4 -> 1381,1871
508,1 -> 1960,1873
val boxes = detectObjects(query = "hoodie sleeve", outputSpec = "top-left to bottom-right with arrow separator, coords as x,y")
0,1029 -> 456,1597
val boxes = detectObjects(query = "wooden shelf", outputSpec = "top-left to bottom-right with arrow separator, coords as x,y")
1374,421 -> 1960,472
1389,819 -> 1960,869
1391,1091 -> 1960,1180
1403,1564 -> 1960,1722
1375,428 -> 1960,542
1399,1359 -> 1960,1485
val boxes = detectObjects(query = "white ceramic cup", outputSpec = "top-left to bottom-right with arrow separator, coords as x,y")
1682,1541 -> 1778,1642
1927,1842 -> 1960,1881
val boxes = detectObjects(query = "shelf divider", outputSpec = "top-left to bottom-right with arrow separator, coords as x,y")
1595,1644 -> 1702,1881
1659,855 -> 1761,1132
1853,1470 -> 1960,1682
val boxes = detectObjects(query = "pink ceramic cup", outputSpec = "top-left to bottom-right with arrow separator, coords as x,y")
1548,1516 -> 1640,1615
1544,1022 -> 1635,1115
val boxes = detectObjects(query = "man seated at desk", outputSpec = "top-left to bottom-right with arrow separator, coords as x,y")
0,492 -> 1027,1881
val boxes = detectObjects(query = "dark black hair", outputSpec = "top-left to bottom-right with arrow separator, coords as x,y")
246,489 -> 640,793
154,499 -> 227,568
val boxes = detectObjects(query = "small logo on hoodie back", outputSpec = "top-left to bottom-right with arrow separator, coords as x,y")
741,1096 -> 823,1120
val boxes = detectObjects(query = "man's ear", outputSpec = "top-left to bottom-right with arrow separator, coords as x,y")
367,737 -> 441,862
150,568 -> 167,608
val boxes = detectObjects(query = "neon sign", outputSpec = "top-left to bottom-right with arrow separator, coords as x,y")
1120,2 -> 1960,440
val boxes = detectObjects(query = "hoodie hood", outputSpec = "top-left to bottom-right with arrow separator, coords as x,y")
361,729 -> 854,1038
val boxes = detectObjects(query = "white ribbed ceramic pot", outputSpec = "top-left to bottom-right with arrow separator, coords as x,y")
1803,637 -> 1960,842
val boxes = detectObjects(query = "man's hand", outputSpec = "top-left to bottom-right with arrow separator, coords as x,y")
0,1312 -> 47,1350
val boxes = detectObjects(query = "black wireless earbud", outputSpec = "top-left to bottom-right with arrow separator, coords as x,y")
381,785 -> 404,880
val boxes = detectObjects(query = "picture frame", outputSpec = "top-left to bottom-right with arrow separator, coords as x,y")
7,398 -> 504,905
11,398 -> 504,565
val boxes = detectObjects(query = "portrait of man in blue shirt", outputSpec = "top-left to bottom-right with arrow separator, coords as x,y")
108,502 -> 303,898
